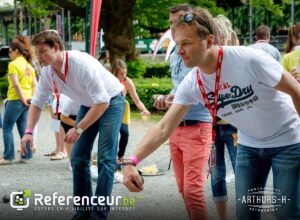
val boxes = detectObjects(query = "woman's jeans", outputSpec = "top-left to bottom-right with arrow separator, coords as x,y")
3,100 -> 32,160
117,123 -> 129,158
211,124 -> 237,202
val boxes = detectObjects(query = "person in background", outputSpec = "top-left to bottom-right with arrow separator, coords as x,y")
111,59 -> 150,163
153,4 -> 212,220
211,14 -> 238,220
48,93 -> 68,160
282,23 -> 300,83
60,95 -> 81,170
248,25 -> 281,62
0,35 -> 37,164
13,36 -> 39,153
285,22 -> 300,54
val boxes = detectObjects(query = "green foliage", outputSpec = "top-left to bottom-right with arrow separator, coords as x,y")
21,0 -> 57,17
127,59 -> 170,78
126,77 -> 173,111
73,0 -> 87,8
233,0 -> 299,38
127,59 -> 147,78
134,0 -> 225,37
144,62 -> 170,78
0,76 -> 8,99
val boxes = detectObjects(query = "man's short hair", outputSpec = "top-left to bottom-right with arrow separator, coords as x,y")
32,30 -> 65,51
173,7 -> 219,43
255,25 -> 270,40
169,4 -> 192,14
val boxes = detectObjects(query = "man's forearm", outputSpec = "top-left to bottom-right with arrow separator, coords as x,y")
27,105 -> 42,129
77,103 -> 108,130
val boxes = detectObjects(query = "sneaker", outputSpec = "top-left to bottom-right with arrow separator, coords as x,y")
0,158 -> 13,165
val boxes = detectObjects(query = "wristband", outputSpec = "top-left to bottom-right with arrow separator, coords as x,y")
25,128 -> 34,133
128,155 -> 140,166
24,132 -> 33,135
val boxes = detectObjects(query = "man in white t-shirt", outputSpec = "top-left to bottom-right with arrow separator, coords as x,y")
123,7 -> 300,220
20,30 -> 125,220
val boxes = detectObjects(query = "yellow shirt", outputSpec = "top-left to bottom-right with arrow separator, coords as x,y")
7,56 -> 36,100
281,50 -> 300,77
122,100 -> 131,125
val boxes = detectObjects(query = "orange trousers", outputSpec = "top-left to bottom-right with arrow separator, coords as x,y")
169,122 -> 212,220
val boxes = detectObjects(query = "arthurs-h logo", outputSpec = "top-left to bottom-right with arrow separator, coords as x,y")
10,190 -> 31,211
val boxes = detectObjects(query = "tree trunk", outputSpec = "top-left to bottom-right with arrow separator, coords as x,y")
102,0 -> 137,64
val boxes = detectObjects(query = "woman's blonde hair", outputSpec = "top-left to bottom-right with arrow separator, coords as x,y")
214,15 -> 239,46
111,59 -> 127,77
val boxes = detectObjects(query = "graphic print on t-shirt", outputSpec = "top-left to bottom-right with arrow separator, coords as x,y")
207,83 -> 259,118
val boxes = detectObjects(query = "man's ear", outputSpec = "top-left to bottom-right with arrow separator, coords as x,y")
53,43 -> 60,52
207,34 -> 215,48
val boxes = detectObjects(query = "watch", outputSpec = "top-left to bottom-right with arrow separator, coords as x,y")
75,124 -> 83,134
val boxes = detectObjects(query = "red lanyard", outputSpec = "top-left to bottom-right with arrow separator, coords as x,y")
51,51 -> 69,116
197,47 -> 223,142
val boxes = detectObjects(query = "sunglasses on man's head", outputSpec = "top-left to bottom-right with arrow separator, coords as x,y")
181,13 -> 212,35
182,13 -> 194,23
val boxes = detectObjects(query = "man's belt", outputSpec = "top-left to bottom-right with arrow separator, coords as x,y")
178,120 -> 203,127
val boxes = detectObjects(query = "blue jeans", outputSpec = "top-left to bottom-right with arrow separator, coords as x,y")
2,100 -> 32,160
235,143 -> 300,220
117,123 -> 129,158
211,124 -> 237,202
71,93 -> 125,219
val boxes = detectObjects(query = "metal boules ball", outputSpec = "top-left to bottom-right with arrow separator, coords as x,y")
2,195 -> 10,203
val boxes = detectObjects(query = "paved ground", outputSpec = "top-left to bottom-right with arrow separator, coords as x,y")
0,110 -> 276,220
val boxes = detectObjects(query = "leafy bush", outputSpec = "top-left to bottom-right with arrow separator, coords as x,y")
127,59 -> 147,78
126,77 -> 173,111
144,62 -> 170,78
0,75 -> 8,99
127,59 -> 170,78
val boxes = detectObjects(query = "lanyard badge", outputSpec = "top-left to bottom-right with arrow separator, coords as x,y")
197,47 -> 223,169
51,51 -> 69,117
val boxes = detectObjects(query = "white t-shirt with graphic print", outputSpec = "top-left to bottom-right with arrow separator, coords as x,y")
174,46 -> 300,148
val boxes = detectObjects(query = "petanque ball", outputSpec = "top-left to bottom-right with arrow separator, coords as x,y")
2,195 -> 10,203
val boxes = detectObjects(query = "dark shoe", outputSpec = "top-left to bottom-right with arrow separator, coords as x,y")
71,213 -> 90,220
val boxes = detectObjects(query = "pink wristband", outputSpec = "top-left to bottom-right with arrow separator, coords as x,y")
25,128 -> 34,133
128,155 -> 140,166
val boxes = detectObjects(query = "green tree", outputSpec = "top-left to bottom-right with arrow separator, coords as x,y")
134,0 -> 224,38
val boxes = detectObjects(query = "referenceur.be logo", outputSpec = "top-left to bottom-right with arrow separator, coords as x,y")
10,190 -> 143,211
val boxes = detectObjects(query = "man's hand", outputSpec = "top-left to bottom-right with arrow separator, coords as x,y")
123,165 -> 144,192
64,128 -> 81,144
165,94 -> 175,108
153,94 -> 167,110
20,134 -> 33,155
